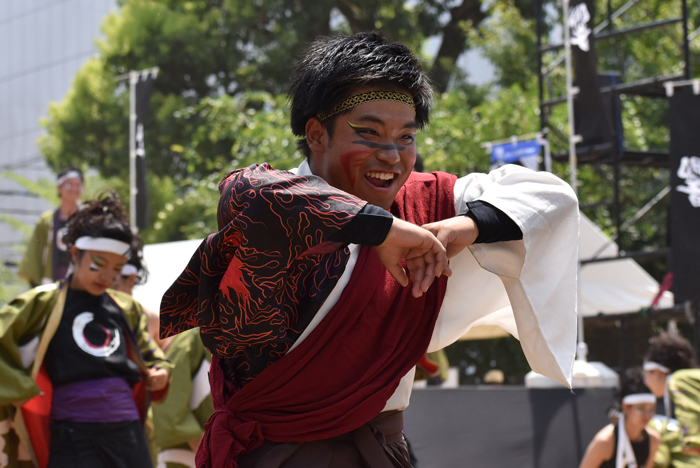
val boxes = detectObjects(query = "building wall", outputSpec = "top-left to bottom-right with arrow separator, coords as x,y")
0,0 -> 117,266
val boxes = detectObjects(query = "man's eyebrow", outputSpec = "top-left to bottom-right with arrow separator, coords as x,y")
355,115 -> 418,129
356,116 -> 385,125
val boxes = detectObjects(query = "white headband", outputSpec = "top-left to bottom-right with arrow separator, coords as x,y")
75,237 -> 131,257
121,264 -> 139,276
622,393 -> 657,405
57,171 -> 82,186
643,361 -> 670,373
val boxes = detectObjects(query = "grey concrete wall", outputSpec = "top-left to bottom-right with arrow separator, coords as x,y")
404,386 -> 616,468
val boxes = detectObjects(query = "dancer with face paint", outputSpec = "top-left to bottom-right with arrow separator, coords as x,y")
18,167 -> 85,287
0,193 -> 172,468
579,368 -> 661,468
161,32 -> 579,468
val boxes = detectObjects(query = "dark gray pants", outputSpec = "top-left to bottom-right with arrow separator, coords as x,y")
48,420 -> 153,468
237,410 -> 412,468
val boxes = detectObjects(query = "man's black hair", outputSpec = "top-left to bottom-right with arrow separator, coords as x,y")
64,192 -> 134,251
289,31 -> 434,158
57,165 -> 84,182
645,332 -> 697,372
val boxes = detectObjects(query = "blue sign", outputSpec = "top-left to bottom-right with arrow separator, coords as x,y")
490,140 -> 541,164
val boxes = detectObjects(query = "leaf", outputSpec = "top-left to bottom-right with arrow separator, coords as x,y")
1,172 -> 60,206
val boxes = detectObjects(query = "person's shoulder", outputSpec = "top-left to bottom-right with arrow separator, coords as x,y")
671,368 -> 700,378
21,282 -> 60,301
218,164 -> 256,190
646,426 -> 661,444
580,424 -> 616,468
592,424 -> 616,450
106,288 -> 141,313
670,368 -> 700,388
218,163 -> 300,191
32,209 -> 54,227
2,283 -> 59,314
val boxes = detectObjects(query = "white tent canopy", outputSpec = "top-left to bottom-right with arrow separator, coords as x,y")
133,211 -> 673,321
578,212 -> 673,315
133,239 -> 201,312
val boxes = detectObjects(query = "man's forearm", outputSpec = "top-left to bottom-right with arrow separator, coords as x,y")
328,204 -> 394,246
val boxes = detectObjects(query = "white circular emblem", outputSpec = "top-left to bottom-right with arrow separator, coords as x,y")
56,226 -> 69,252
72,312 -> 121,357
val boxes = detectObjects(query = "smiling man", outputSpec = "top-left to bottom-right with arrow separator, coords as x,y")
161,32 -> 579,468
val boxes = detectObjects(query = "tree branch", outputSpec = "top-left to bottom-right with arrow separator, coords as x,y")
336,0 -> 377,33
431,0 -> 487,93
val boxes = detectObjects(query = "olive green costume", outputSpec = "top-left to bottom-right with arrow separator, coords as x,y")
0,283 -> 172,467
650,369 -> 700,468
152,328 -> 213,468
17,211 -> 55,287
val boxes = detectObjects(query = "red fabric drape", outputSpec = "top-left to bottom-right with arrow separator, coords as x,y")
197,171 -> 457,468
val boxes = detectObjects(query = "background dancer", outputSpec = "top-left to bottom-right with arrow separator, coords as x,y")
0,193 -> 172,468
161,31 -> 579,468
150,328 -> 213,468
579,368 -> 660,468
643,332 -> 700,467
18,167 -> 84,287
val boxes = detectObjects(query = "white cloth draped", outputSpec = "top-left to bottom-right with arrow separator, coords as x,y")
292,161 -> 579,410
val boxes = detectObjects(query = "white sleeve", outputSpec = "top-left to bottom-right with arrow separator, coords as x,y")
428,165 -> 579,387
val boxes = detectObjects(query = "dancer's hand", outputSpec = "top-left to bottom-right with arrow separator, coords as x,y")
374,218 -> 451,298
146,366 -> 169,391
422,216 -> 480,258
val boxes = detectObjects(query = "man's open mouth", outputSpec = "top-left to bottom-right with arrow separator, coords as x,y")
365,171 -> 396,188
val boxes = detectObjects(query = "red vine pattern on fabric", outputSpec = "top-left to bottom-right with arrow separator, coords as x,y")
160,164 -> 366,387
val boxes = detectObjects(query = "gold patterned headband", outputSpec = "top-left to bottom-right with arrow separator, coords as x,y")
316,91 -> 416,122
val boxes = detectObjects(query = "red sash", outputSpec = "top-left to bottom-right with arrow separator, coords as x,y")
197,171 -> 457,468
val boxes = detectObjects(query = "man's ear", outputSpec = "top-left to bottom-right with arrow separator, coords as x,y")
70,246 -> 80,264
305,118 -> 328,154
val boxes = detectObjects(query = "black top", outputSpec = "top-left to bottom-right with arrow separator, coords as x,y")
51,209 -> 71,281
461,200 -> 523,244
45,288 -> 141,388
599,425 -> 650,468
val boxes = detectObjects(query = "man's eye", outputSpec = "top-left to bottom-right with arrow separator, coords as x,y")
401,134 -> 415,143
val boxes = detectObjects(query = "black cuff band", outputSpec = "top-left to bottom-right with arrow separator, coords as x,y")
461,200 -> 523,244
329,204 -> 393,246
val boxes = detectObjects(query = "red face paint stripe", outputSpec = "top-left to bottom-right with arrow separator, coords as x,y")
340,150 -> 371,186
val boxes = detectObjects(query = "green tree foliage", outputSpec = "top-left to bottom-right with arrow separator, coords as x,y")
143,92 -> 300,242
421,84 -> 541,175
1,172 -> 60,207
39,0 -> 504,185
